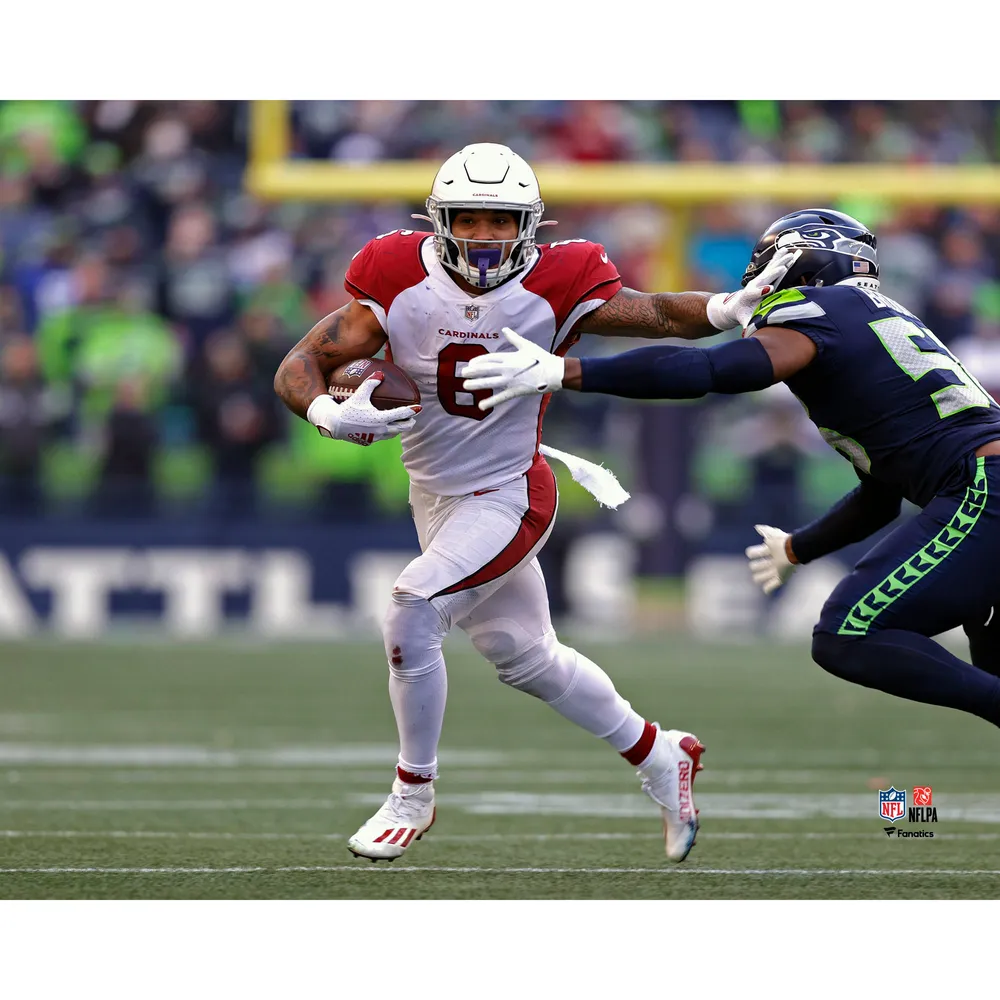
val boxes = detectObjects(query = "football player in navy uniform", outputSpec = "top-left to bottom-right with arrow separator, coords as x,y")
465,209 -> 1000,729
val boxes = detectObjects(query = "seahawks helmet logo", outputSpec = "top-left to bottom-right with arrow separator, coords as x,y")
776,228 -> 845,250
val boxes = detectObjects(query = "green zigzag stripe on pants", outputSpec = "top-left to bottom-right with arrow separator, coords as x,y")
837,458 -> 989,636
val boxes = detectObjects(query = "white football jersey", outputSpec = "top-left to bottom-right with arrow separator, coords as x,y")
345,230 -> 622,496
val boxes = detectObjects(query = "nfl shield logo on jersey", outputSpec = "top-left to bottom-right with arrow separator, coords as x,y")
464,304 -> 481,321
879,787 -> 907,823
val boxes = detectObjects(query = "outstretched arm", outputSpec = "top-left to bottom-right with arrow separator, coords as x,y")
574,288 -> 717,340
563,324 -> 817,396
574,248 -> 802,340
462,323 -> 818,409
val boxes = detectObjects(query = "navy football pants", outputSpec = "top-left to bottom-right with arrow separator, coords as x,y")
812,456 -> 1000,725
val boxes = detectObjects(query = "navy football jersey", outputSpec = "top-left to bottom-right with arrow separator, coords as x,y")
744,284 -> 1000,507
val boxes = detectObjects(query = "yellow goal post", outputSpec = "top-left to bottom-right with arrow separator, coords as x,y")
245,100 -> 1000,291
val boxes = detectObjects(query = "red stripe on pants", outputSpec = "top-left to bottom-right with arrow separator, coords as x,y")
432,455 -> 557,598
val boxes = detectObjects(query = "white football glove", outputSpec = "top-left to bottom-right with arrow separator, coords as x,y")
706,247 -> 803,331
462,327 -> 564,410
745,524 -> 797,594
306,373 -> 420,447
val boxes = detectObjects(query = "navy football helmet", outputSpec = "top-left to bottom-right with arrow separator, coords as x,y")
741,209 -> 879,291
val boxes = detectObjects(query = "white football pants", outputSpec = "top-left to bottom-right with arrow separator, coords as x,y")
382,455 -> 645,779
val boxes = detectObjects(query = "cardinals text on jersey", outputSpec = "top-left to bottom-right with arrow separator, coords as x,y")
345,231 -> 622,496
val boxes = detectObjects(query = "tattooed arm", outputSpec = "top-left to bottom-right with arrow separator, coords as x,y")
273,300 -> 387,419
574,288 -> 718,341
574,246 -> 803,341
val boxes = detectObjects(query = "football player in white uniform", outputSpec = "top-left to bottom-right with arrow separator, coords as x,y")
274,143 -> 794,863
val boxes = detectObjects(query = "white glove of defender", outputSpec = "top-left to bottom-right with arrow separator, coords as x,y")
745,524 -> 797,594
706,248 -> 803,331
462,327 -> 565,410
306,374 -> 420,447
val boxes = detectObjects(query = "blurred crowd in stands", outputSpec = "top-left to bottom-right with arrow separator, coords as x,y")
1,100 -> 999,556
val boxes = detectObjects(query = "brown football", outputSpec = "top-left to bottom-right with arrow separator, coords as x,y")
327,358 -> 421,411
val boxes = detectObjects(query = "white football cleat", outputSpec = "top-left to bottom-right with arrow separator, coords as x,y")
637,727 -> 705,863
347,777 -> 436,862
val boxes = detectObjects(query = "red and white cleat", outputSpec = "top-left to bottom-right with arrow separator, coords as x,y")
347,777 -> 436,862
636,727 -> 705,863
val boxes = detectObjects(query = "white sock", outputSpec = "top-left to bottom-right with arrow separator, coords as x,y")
384,594 -> 449,778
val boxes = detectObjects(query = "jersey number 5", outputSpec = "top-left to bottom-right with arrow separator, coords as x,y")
870,317 -> 997,418
437,343 -> 491,420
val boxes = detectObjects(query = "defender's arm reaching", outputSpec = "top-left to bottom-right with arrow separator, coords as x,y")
462,323 -> 817,410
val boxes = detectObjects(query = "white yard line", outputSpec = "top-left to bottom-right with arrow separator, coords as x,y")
2,742 -> 995,772
6,790 -> 1000,822
0,800 -> 344,810
353,791 -> 1000,823
2,770 -> 636,786
0,744 -> 506,767
0,768 -> 921,787
2,829 -> 1000,842
1,865 -> 999,876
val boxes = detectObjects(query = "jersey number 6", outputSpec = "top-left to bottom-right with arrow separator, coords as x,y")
437,343 -> 491,420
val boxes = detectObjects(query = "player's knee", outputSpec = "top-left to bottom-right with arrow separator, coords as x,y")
382,589 -> 448,668
494,634 -> 555,689
465,616 -> 568,698
467,615 -> 548,666
495,636 -> 576,703
812,630 -> 866,682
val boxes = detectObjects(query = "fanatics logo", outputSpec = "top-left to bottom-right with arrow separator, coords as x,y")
465,305 -> 481,321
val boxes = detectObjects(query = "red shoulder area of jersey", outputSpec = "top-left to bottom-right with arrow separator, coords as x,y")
522,239 -> 623,331
345,229 -> 431,312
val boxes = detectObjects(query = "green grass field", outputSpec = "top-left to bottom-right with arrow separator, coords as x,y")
0,635 -> 997,900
